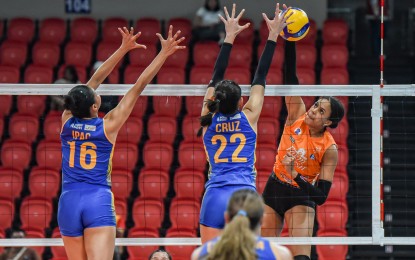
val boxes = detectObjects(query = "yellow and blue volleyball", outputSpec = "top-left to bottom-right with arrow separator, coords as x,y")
280,7 -> 310,41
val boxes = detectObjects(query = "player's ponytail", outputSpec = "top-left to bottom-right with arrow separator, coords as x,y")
208,189 -> 264,260
64,85 -> 96,118
197,80 -> 241,137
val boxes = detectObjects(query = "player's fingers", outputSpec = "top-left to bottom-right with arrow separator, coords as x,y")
123,27 -> 129,35
218,14 -> 226,24
173,30 -> 181,40
231,3 -> 236,18
156,33 -> 164,41
168,25 -> 173,39
118,27 -> 126,36
224,6 -> 230,19
236,8 -> 245,20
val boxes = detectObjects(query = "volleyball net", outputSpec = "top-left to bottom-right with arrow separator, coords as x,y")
0,83 -> 414,254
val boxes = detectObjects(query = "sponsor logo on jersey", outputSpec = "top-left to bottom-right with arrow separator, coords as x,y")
230,114 -> 241,120
70,123 -> 83,130
84,125 -> 97,131
217,116 -> 227,122
294,128 -> 301,135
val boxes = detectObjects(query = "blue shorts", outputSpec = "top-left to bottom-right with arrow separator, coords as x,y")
58,182 -> 116,237
199,185 -> 255,229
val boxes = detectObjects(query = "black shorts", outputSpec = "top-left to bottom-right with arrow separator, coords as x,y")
262,172 -> 316,218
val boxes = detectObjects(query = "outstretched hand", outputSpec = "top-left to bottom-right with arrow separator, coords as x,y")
118,27 -> 147,51
157,25 -> 186,57
262,3 -> 293,41
218,3 -> 250,41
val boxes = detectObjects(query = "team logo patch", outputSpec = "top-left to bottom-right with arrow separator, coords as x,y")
217,116 -> 227,122
294,128 -> 302,135
310,154 -> 315,160
230,114 -> 241,120
84,125 -> 97,131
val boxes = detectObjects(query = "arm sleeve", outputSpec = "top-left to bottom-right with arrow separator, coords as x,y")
251,40 -> 277,88
208,42 -> 233,88
294,174 -> 332,205
284,41 -> 299,85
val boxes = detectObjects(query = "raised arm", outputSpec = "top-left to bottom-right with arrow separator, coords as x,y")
201,3 -> 250,117
104,26 -> 185,142
284,40 -> 306,125
86,27 -> 147,90
243,3 -> 291,126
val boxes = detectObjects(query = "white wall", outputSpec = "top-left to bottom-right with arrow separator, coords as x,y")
0,0 -> 327,28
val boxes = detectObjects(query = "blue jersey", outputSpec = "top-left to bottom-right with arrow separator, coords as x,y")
198,236 -> 276,260
61,117 -> 114,187
203,111 -> 256,188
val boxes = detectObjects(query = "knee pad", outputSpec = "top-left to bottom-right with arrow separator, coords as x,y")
294,255 -> 311,260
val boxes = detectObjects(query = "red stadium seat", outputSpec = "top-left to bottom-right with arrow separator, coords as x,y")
193,41 -> 219,67
135,18 -> 161,45
129,44 -> 157,66
127,227 -> 159,259
71,17 -> 98,43
0,117 -> 3,140
97,42 -> 123,68
65,42 -> 92,67
114,199 -> 127,220
32,42 -> 60,68
182,115 -> 202,143
321,68 -> 349,85
229,44 -> 252,68
0,199 -> 14,231
142,142 -> 173,171
255,144 -> 277,171
316,230 -> 348,260
39,18 -> 66,44
102,17 -> 129,43
118,95 -> 148,118
164,48 -> 189,69
157,67 -> 185,84
0,66 -> 19,83
225,67 -> 251,84
184,97 -> 203,117
1,140 -> 32,171
323,19 -> 349,45
0,41 -> 27,67
123,65 -> 146,84
178,141 -> 206,171
169,198 -> 200,230
7,18 -> 35,43
327,172 -> 349,201
23,228 -> 45,255
152,96 -> 182,117
336,145 -> 349,173
51,227 -> 67,258
20,197 -> 53,231
24,65 -> 53,83
58,65 -> 87,83
189,66 -> 212,84
147,115 -> 177,144
117,116 -> 143,144
298,19 -> 317,46
132,199 -> 164,229
321,45 -> 349,68
266,69 -> 283,85
0,95 -> 12,117
297,68 -> 316,85
138,169 -> 169,200
0,167 -> 23,200
9,113 -> 39,143
327,118 -> 349,147
112,142 -> 139,171
257,42 -> 285,69
166,18 -> 192,45
17,95 -> 46,116
111,169 -> 133,200
296,45 -> 317,69
43,111 -> 62,141
257,117 -> 280,145
28,167 -> 60,200
165,230 -> 197,260
174,169 -> 205,199
317,200 -> 348,231
36,140 -> 62,170
260,96 -> 283,118
234,18 -> 254,44
256,170 -> 270,194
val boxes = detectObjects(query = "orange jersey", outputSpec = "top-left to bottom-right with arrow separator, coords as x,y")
273,114 -> 336,187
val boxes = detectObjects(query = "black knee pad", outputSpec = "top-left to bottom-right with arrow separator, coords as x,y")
294,255 -> 311,260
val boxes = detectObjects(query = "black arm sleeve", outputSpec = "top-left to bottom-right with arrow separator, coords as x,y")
294,174 -> 332,205
208,42 -> 233,88
251,40 -> 277,88
284,41 -> 299,85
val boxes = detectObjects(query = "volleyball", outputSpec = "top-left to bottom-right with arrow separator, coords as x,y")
279,7 -> 310,41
